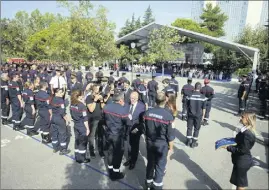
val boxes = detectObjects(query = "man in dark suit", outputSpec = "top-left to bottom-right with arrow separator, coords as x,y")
124,91 -> 146,170
123,80 -> 132,105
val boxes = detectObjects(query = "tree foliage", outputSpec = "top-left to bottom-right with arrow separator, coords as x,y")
1,0 -> 118,66
118,5 -> 155,38
143,26 -> 183,63
200,3 -> 228,37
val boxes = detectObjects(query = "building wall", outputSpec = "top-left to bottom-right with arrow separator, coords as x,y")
260,0 -> 269,26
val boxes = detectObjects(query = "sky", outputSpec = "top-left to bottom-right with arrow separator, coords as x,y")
1,0 -> 192,33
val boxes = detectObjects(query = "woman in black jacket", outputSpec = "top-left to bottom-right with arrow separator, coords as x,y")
223,112 -> 256,190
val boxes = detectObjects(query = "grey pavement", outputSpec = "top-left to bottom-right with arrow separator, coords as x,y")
1,71 -> 268,189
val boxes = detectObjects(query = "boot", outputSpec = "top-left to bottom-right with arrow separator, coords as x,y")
111,171 -> 125,181
90,151 -> 96,159
45,134 -> 52,143
145,180 -> 153,190
2,118 -> 7,125
59,149 -> 71,155
186,138 -> 192,146
191,139 -> 198,148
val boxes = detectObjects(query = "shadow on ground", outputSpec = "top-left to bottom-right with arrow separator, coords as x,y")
212,91 -> 239,115
171,146 -> 223,190
212,120 -> 237,132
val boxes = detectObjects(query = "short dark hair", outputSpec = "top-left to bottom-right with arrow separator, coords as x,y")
124,80 -> 130,85
195,82 -> 202,90
113,92 -> 124,102
156,92 -> 166,106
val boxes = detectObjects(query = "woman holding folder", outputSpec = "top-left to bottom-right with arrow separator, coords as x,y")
223,112 -> 256,190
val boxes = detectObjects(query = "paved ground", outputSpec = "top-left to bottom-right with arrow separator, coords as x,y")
1,71 -> 268,189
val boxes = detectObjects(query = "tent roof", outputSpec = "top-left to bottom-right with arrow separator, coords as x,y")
116,22 -> 259,57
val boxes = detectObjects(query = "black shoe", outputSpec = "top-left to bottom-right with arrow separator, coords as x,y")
129,163 -> 135,170
111,172 -> 125,181
77,159 -> 91,164
123,160 -> 131,167
90,151 -> 96,158
6,120 -> 12,125
203,120 -> 209,126
145,181 -> 153,190
27,131 -> 39,136
59,149 -> 71,155
53,149 -> 59,153
2,119 -> 7,125
191,141 -> 198,148
186,138 -> 192,146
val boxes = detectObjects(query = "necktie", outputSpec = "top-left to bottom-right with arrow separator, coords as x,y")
58,76 -> 60,89
129,104 -> 134,115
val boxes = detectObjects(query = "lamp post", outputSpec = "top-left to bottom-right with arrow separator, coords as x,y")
131,42 -> 136,81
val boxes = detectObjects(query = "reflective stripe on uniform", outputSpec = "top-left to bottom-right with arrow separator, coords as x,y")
187,97 -> 207,101
78,150 -> 86,154
52,141 -> 58,144
60,143 -> 67,146
42,132 -> 49,135
153,181 -> 163,187
1,116 -> 8,118
108,165 -> 113,169
25,125 -> 35,129
186,136 -> 192,139
12,120 -> 20,124
147,179 -> 153,183
193,137 -> 198,140
113,168 -> 120,172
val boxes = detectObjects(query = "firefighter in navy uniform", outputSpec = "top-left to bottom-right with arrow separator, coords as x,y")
143,92 -> 175,190
169,73 -> 179,97
162,78 -> 175,95
186,82 -> 206,148
50,88 -> 71,155
70,90 -> 91,163
181,77 -> 194,121
118,72 -> 128,84
200,79 -> 215,125
132,74 -> 142,91
76,67 -> 83,83
21,82 -> 39,136
147,75 -> 158,107
102,92 -> 130,181
108,71 -> 115,85
1,73 -> 11,125
259,78 -> 269,119
137,79 -> 149,110
83,71 -> 94,92
8,72 -> 24,130
237,75 -> 250,115
95,66 -> 104,81
68,73 -> 83,96
35,82 -> 52,143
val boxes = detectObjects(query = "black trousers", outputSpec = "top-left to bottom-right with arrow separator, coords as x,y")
186,115 -> 202,139
74,126 -> 88,162
182,98 -> 187,117
51,118 -> 68,151
204,101 -> 212,120
35,109 -> 50,134
88,119 -> 99,152
127,132 -> 141,164
238,98 -> 247,114
97,120 -> 106,154
11,101 -> 23,128
148,95 -> 156,107
146,141 -> 168,189
106,134 -> 124,172
1,101 -> 10,120
21,105 -> 36,133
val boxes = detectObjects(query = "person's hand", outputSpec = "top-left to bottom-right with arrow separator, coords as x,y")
86,129 -> 90,136
222,146 -> 228,149
167,149 -> 174,160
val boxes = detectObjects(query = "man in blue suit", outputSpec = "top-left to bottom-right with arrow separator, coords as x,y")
124,91 -> 146,170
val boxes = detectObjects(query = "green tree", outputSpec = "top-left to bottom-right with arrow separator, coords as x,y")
142,5 -> 155,26
146,27 -> 183,63
135,17 -> 141,30
130,13 -> 136,31
200,3 -> 228,37
118,19 -> 132,38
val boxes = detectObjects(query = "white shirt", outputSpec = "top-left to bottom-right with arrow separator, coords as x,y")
130,101 -> 138,115
49,75 -> 67,89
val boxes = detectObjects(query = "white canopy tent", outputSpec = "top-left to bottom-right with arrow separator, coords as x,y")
116,22 -> 260,71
